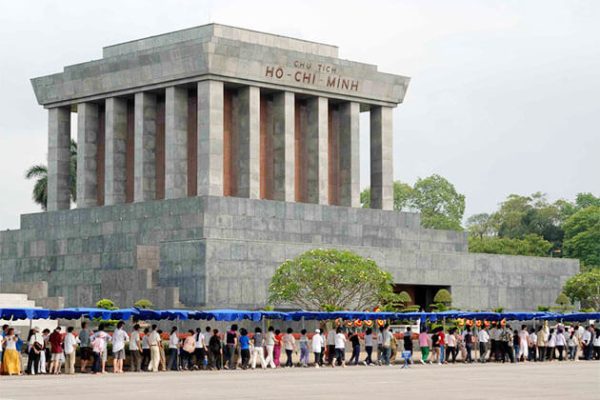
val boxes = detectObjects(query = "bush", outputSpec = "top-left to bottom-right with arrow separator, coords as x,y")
134,299 -> 154,309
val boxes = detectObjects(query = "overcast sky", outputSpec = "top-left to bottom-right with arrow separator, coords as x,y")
1,0 -> 598,229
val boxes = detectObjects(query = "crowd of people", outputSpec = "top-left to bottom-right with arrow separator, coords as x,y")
0,320 -> 598,375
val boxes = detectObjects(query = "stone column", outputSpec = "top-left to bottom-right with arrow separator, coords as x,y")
370,106 -> 394,210
134,92 -> 157,202
47,107 -> 71,211
306,97 -> 328,205
104,97 -> 128,205
76,103 -> 98,208
237,86 -> 260,199
272,91 -> 295,202
339,102 -> 360,207
165,86 -> 188,199
197,80 -> 224,197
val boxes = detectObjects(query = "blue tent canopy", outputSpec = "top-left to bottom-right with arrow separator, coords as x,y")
2,306 -> 598,323
49,308 -> 114,320
195,309 -> 263,322
0,307 -> 50,320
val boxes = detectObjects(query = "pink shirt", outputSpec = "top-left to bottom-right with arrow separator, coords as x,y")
92,332 -> 107,353
418,332 -> 429,347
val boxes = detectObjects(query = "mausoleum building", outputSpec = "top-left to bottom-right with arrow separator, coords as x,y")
0,24 -> 578,311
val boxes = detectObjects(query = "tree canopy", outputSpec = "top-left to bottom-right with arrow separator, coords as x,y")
562,206 -> 600,267
360,174 -> 465,231
563,269 -> 600,311
268,249 -> 400,311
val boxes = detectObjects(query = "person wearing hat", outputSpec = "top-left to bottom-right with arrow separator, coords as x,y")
26,326 -> 44,375
311,328 -> 324,367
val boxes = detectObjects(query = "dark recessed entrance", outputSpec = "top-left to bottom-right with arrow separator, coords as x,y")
393,284 -> 451,311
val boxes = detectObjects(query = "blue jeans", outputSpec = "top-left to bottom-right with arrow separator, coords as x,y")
168,348 -> 179,370
440,345 -> 445,363
383,347 -> 391,365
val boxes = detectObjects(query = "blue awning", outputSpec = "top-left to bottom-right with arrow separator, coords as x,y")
0,307 -> 50,320
49,308 -> 115,320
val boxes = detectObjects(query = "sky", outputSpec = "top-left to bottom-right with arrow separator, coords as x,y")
0,0 -> 599,229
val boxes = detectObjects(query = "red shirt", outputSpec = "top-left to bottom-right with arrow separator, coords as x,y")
49,331 -> 63,354
439,331 -> 446,346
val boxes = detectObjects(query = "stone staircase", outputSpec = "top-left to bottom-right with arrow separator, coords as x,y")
0,292 -> 57,332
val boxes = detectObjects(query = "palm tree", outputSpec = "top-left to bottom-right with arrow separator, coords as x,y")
25,139 -> 78,210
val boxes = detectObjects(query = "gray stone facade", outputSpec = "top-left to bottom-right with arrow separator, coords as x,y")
0,196 -> 579,310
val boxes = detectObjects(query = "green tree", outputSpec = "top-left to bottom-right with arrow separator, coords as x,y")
552,292 -> 574,313
268,249 -> 400,311
466,213 -> 496,239
96,298 -> 118,310
25,139 -> 78,210
433,289 -> 452,306
134,299 -> 154,309
410,174 -> 465,231
563,206 -> 600,267
563,269 -> 600,311
468,234 -> 552,257
360,181 -> 414,211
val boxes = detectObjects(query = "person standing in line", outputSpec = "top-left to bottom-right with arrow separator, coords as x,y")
348,329 -> 361,366
182,330 -> 196,370
537,326 -> 547,362
555,327 -> 566,361
502,325 -> 515,363
194,328 -> 207,370
488,324 -> 498,362
546,328 -> 556,361
2,328 -> 21,375
129,324 -> 143,372
528,328 -> 537,362
251,327 -> 267,370
418,328 -> 430,364
141,328 -> 151,370
333,327 -> 347,368
208,329 -> 222,370
97,324 -> 111,373
63,327 -> 79,375
402,327 -> 413,365
431,328 -> 441,364
224,324 -> 239,370
299,329 -> 310,367
477,326 -> 489,363
168,326 -> 180,371
363,328 -> 374,365
512,329 -> 520,363
204,326 -> 213,368
112,321 -> 129,374
0,324 -> 7,373
567,329 -> 579,361
438,327 -> 446,364
376,327 -> 385,365
91,324 -> 108,374
48,327 -> 63,374
238,328 -> 251,369
593,328 -> 600,360
382,325 -> 393,366
158,330 -> 167,371
446,328 -> 457,363
518,325 -> 529,362
264,326 -> 276,369
273,329 -> 283,367
41,328 -> 51,373
464,327 -> 474,363
78,321 -> 93,373
147,325 -> 161,372
311,329 -> 324,368
327,326 -> 337,366
283,328 -> 296,367
26,326 -> 44,375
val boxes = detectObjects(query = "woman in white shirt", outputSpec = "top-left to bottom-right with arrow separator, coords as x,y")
333,327 -> 347,368
63,327 -> 79,374
168,326 -> 180,371
555,327 -> 566,361
311,329 -> 324,367
546,328 -> 556,361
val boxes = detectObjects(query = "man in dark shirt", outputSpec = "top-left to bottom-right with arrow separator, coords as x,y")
48,327 -> 63,374
225,324 -> 238,369
403,327 -> 414,364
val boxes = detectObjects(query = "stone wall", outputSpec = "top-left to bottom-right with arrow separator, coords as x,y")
0,195 -> 579,310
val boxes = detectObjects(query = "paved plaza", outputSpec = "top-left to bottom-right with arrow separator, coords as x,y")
2,362 -> 598,400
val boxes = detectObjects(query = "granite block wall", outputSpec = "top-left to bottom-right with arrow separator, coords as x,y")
1,195 -> 579,310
